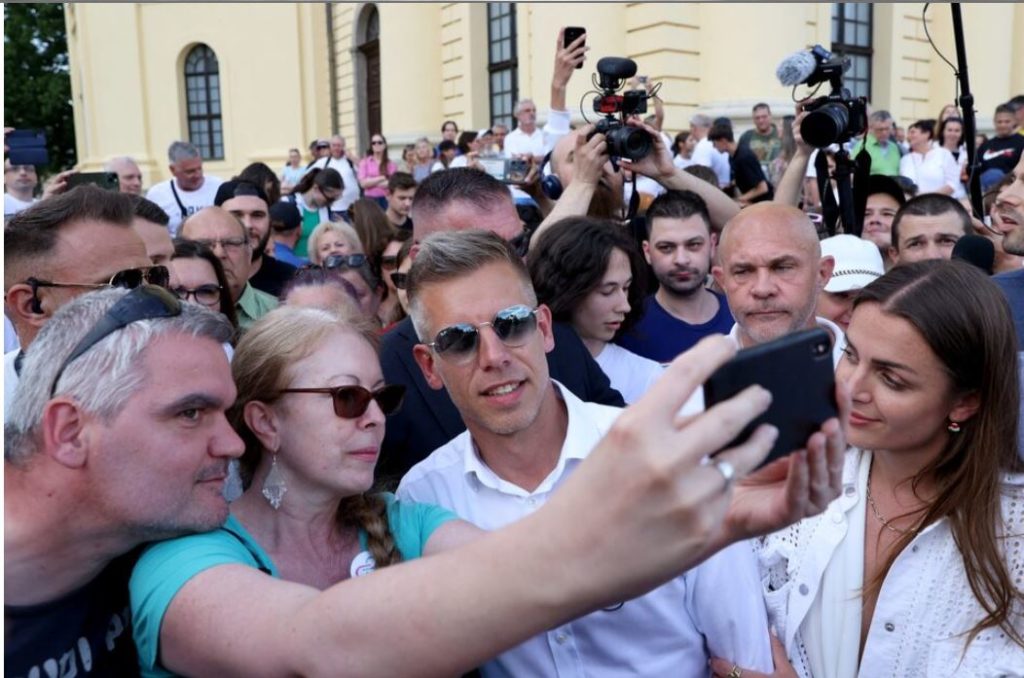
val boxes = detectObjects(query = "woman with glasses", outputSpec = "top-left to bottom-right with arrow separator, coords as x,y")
381,237 -> 414,329
167,239 -> 239,333
307,220 -> 364,266
358,135 -> 397,210
288,168 -> 344,258
713,260 -> 1024,678
129,306 -> 482,676
528,217 -> 664,404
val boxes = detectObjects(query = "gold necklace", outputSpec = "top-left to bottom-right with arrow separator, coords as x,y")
866,483 -> 910,535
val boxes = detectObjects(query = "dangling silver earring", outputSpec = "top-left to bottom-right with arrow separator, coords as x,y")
262,453 -> 287,509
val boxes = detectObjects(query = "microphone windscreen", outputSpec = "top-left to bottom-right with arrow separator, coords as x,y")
776,50 -> 818,87
952,234 -> 995,275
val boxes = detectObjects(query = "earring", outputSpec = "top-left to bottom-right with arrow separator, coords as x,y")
947,420 -> 962,433
262,453 -> 287,509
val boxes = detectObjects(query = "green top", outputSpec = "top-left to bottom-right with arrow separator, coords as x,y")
235,282 -> 278,331
129,494 -> 456,677
295,207 -> 321,258
850,134 -> 902,176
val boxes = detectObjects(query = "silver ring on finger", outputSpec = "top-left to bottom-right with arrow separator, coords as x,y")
712,459 -> 736,492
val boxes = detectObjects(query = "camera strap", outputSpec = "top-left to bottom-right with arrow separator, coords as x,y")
625,173 -> 640,221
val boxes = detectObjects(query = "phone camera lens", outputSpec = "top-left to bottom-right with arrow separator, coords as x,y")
814,342 -> 828,355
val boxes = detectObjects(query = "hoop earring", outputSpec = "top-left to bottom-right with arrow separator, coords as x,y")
262,453 -> 287,509
947,420 -> 961,433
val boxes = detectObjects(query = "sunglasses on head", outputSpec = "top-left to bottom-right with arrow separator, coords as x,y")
426,304 -> 539,363
277,384 -> 406,418
320,253 -> 368,270
50,285 -> 182,397
27,265 -> 171,294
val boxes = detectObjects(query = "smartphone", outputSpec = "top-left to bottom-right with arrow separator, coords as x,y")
703,328 -> 837,467
564,26 -> 586,69
66,171 -> 120,192
6,129 -> 49,167
477,156 -> 529,184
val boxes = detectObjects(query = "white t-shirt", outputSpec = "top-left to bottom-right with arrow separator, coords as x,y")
145,175 -> 224,237
503,109 -> 572,159
899,147 -> 960,196
4,193 -> 36,218
309,155 -> 360,211
691,137 -> 731,188
594,342 -> 664,404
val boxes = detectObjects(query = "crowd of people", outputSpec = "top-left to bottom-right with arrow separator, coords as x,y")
5,25 -> 1024,678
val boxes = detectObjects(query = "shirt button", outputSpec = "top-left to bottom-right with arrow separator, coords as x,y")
527,498 -> 537,506
843,485 -> 856,496
884,622 -> 895,632
911,545 -> 919,553
556,633 -> 568,644
799,583 -> 809,596
831,511 -> 843,524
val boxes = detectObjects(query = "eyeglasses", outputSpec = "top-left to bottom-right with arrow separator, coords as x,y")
321,253 -> 368,270
390,272 -> 408,290
170,283 -> 222,307
371,139 -> 386,146
50,285 -> 182,397
192,237 -> 248,252
426,305 -> 539,363
27,265 -> 171,294
277,384 -> 406,419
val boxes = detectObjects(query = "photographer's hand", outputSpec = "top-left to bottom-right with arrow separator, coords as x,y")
41,168 -> 78,200
774,107 -> 814,208
552,28 -> 587,113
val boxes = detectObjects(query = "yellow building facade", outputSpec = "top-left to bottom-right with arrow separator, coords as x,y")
66,3 -> 1024,187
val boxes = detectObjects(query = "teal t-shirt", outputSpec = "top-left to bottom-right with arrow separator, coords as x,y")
294,207 -> 321,258
129,494 -> 455,677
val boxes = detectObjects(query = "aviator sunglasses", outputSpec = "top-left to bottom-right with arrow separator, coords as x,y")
277,384 -> 406,419
426,304 -> 539,363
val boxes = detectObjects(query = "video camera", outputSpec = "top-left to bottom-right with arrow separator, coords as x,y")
776,45 -> 867,148
585,57 -> 653,161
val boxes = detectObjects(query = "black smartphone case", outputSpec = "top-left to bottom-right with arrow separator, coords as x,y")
703,328 -> 838,466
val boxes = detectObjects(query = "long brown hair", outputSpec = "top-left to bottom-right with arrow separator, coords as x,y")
855,259 -> 1023,648
229,306 -> 401,569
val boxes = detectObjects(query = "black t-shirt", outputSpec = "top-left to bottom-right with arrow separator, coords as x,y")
5,552 -> 140,677
731,145 -> 774,202
978,134 -> 1024,174
249,254 -> 298,298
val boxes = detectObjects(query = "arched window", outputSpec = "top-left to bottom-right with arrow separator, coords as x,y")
184,44 -> 223,160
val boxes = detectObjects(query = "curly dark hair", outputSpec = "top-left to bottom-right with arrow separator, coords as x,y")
528,217 -> 647,339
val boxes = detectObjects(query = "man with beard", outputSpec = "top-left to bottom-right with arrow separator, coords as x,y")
617,191 -> 734,363
992,152 -> 1024,347
214,180 -> 297,297
713,203 -> 842,364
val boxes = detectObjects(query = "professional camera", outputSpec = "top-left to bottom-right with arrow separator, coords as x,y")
777,45 -> 867,148
584,57 -> 653,161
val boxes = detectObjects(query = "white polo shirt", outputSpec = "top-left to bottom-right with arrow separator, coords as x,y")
399,381 -> 772,678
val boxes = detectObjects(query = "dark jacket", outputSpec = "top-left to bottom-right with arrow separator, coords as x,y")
376,316 -> 625,486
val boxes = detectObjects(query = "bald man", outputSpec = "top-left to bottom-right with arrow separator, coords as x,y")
180,207 -> 277,329
712,203 -> 843,363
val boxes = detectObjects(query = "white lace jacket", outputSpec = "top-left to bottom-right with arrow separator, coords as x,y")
754,449 -> 1024,678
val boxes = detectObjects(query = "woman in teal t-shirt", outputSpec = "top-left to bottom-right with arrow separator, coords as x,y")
129,306 -> 481,677
289,167 -> 344,258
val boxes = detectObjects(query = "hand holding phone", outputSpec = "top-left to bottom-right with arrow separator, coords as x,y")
563,27 -> 586,69
703,329 -> 838,467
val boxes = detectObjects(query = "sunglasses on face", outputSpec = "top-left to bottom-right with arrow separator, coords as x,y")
50,285 -> 182,397
380,255 -> 399,268
427,304 -> 539,363
170,283 -> 222,306
277,384 -> 406,418
27,265 -> 171,294
371,139 -> 386,146
389,272 -> 408,290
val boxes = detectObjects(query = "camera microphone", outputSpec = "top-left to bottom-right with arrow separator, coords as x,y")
776,50 -> 819,87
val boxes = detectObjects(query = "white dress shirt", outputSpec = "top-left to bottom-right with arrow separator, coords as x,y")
755,449 -> 1024,678
399,382 -> 772,678
593,342 -> 664,404
503,109 -> 572,159
899,147 -> 960,196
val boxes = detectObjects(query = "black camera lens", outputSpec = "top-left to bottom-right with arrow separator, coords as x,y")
607,126 -> 652,161
803,102 -> 850,148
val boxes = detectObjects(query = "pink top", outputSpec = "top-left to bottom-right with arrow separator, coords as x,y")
357,157 -> 397,198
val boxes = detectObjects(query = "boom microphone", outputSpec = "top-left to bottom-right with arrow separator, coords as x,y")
776,50 -> 818,87
951,234 -> 995,275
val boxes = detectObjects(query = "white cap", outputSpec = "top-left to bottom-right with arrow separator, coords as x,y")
821,234 -> 885,293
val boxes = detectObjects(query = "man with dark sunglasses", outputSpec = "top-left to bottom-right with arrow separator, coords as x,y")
397,230 -> 787,676
5,285 -> 847,678
4,186 -> 154,421
377,168 -> 625,482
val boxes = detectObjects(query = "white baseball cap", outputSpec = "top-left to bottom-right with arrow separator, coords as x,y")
821,234 -> 885,293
